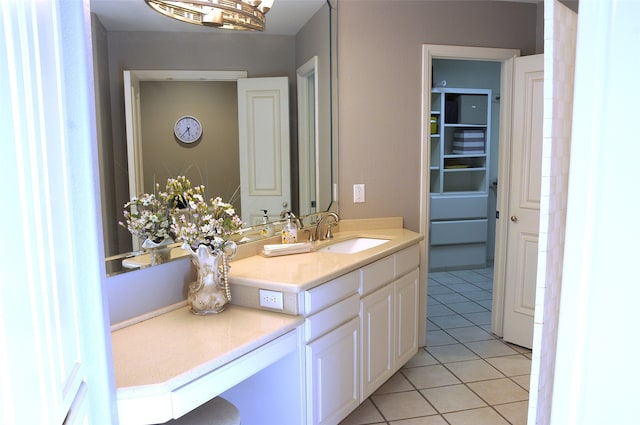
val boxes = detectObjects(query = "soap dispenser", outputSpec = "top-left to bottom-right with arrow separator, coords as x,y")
260,210 -> 275,238
281,212 -> 298,244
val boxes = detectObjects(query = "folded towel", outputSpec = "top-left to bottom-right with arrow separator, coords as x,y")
262,242 -> 312,257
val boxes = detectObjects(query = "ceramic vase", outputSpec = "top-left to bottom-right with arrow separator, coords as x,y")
142,237 -> 174,266
185,241 -> 237,315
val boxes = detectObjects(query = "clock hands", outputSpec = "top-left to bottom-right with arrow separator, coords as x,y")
180,127 -> 191,138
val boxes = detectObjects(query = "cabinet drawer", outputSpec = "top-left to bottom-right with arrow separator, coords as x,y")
360,255 -> 394,296
429,244 -> 487,271
395,244 -> 420,277
304,269 -> 359,315
305,294 -> 359,343
430,195 -> 488,220
431,219 -> 488,246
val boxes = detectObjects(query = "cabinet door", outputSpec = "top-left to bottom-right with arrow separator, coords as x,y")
306,318 -> 359,425
395,269 -> 420,367
360,285 -> 394,400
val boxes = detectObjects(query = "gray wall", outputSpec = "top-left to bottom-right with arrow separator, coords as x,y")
139,81 -> 241,207
337,0 -> 539,232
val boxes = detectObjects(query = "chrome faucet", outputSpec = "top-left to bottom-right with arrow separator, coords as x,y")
315,212 -> 340,241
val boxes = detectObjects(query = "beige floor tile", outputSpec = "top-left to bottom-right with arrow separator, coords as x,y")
505,342 -> 532,354
494,400 -> 529,425
374,372 -> 414,394
427,343 -> 479,363
371,391 -> 437,421
429,313 -> 474,329
467,378 -> 529,405
402,364 -> 460,389
421,384 -> 487,413
464,339 -> 519,358
511,374 -> 531,391
462,311 -> 492,325
444,359 -> 504,382
403,349 -> 438,368
339,399 -> 384,425
427,303 -> 455,316
463,289 -> 493,301
444,407 -> 510,425
486,354 -> 532,376
445,326 -> 493,343
390,415 -> 449,425
427,330 -> 458,346
447,301 -> 488,314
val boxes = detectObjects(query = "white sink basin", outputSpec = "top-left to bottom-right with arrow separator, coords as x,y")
317,237 -> 390,254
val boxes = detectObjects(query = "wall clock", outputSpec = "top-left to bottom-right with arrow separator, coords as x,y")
174,115 -> 203,144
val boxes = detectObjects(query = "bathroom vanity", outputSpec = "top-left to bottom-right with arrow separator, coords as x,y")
111,218 -> 423,425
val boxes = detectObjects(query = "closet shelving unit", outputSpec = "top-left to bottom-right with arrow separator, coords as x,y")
429,87 -> 492,271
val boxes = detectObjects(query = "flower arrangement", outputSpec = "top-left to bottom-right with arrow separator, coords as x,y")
171,193 -> 244,254
120,190 -> 173,244
120,176 -> 244,254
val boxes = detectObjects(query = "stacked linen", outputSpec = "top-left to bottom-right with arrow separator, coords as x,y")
452,129 -> 485,154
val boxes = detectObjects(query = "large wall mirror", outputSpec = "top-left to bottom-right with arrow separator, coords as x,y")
90,0 -> 338,275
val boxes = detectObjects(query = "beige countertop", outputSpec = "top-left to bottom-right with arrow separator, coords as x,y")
228,224 -> 423,293
110,218 -> 422,423
111,305 -> 303,389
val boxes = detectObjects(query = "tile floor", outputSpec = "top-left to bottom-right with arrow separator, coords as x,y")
340,266 -> 531,425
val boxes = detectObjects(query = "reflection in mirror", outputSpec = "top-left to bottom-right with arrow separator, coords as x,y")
123,69 -> 247,254
91,1 -> 338,275
297,56 -> 318,216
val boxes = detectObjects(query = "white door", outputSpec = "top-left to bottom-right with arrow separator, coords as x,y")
237,77 -> 291,225
1,1 -> 114,422
502,54 -> 544,349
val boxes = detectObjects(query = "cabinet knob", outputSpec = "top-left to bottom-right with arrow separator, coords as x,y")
510,216 -> 518,222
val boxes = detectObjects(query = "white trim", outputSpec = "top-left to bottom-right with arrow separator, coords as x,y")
297,56 -> 320,215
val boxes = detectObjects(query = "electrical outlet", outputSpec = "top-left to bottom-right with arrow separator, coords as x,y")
353,184 -> 365,203
259,289 -> 284,310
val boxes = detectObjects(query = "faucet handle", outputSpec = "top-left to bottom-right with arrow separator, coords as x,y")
302,228 -> 315,242
325,224 -> 334,239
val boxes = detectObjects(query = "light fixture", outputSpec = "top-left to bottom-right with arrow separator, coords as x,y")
144,0 -> 274,31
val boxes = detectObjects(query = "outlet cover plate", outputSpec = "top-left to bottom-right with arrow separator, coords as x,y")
259,289 -> 284,310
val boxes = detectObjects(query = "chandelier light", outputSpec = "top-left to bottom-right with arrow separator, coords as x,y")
144,0 -> 274,31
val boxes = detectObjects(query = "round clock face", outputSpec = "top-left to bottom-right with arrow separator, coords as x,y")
174,115 -> 203,144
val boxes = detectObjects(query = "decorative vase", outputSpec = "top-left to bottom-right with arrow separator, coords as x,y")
142,237 -> 174,266
184,241 -> 237,315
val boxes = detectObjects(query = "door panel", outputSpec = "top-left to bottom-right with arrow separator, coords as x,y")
237,77 -> 291,225
503,54 -> 543,349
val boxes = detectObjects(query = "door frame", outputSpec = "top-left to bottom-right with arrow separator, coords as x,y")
420,45 -> 520,339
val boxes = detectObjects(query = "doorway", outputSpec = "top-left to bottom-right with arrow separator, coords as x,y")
419,45 -> 519,345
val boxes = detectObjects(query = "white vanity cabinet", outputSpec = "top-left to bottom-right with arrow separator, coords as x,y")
301,243 -> 420,425
360,245 -> 420,400
303,271 -> 360,425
